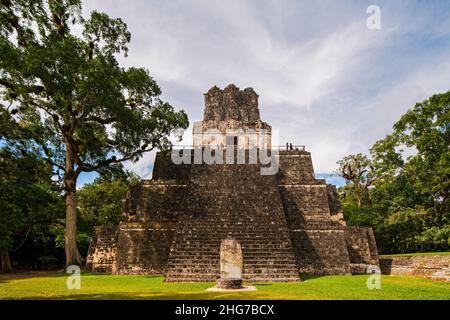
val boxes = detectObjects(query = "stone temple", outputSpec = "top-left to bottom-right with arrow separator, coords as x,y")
87,84 -> 379,281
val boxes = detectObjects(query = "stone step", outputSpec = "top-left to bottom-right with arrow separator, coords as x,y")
169,246 -> 294,251
168,255 -> 296,261
168,253 -> 296,257
165,161 -> 300,282
166,262 -> 299,270
165,275 -> 300,282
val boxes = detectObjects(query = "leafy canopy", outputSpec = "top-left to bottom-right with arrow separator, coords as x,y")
336,91 -> 450,253
0,0 -> 189,180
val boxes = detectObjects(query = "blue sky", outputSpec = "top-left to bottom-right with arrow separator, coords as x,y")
77,0 -> 450,187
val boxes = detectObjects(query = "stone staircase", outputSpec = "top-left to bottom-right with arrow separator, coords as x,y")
277,151 -> 352,275
165,161 -> 300,282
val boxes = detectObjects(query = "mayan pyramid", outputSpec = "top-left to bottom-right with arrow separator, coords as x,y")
87,84 -> 379,281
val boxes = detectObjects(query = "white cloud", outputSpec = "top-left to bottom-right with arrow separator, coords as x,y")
123,150 -> 156,179
82,0 -> 450,176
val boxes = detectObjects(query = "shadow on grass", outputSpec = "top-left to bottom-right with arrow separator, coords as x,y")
0,290 -> 272,300
299,274 -> 328,281
0,271 -> 163,281
0,271 -> 67,283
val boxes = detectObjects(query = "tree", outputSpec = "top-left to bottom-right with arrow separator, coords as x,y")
371,91 -> 450,223
0,147 -> 62,272
78,171 -> 138,228
0,0 -> 189,266
336,153 -> 378,207
336,91 -> 450,254
1,104 -> 64,272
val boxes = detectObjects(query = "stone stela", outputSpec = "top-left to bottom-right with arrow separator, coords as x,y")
86,84 -> 380,282
217,239 -> 244,289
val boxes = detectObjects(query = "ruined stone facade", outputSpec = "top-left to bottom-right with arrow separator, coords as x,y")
86,84 -> 379,281
380,255 -> 450,281
194,85 -> 271,149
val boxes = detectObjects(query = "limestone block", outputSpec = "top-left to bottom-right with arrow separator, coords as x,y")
220,238 -> 243,280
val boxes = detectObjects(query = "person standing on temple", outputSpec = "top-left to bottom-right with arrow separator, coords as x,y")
286,142 -> 289,151
289,143 -> 293,151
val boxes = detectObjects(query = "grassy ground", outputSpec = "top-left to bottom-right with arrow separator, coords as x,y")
0,272 -> 449,300
380,252 -> 450,258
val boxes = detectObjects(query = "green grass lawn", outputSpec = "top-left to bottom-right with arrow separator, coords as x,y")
0,272 -> 449,300
380,252 -> 450,258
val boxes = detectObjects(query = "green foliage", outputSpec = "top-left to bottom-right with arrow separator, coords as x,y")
0,0 -> 188,265
341,200 -> 376,226
44,171 -> 137,257
0,0 -> 189,176
49,219 -> 65,249
372,91 -> 450,217
336,153 -> 377,207
78,173 -> 137,227
337,91 -> 450,254
415,226 -> 450,250
378,208 -> 426,253
76,171 -> 138,255
380,251 -> 450,258
0,146 -> 65,268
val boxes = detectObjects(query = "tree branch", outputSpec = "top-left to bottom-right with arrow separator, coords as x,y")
0,79 -> 45,95
85,115 -> 118,124
76,146 -> 154,176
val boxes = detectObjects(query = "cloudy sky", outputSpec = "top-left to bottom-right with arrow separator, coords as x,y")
77,0 -> 450,185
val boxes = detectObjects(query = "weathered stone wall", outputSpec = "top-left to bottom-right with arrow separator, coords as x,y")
277,150 -> 316,184
344,227 -> 379,274
113,221 -> 176,274
291,229 -> 351,275
140,182 -> 187,222
125,152 -> 189,222
124,182 -> 186,222
326,184 -> 342,215
380,255 -> 450,281
87,150 -> 189,274
280,185 -> 332,220
203,84 -> 261,123
198,85 -> 272,149
152,152 -> 191,181
110,152 -> 189,274
277,150 -> 353,275
86,226 -> 119,273
278,183 -> 349,272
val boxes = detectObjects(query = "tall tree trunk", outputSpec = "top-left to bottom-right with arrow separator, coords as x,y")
64,139 -> 83,267
0,246 -> 12,273
357,186 -> 363,208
